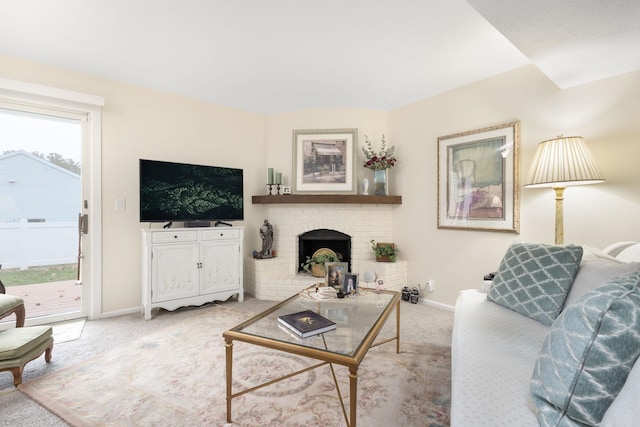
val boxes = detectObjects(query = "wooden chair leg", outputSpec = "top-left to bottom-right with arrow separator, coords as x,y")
10,367 -> 23,386
15,304 -> 25,327
45,343 -> 54,362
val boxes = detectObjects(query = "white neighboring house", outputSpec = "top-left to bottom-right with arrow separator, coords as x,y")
0,150 -> 80,269
0,150 -> 80,223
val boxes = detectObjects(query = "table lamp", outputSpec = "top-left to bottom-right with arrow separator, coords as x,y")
524,136 -> 605,245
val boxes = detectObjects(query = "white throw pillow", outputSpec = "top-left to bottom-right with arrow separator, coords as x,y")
563,258 -> 640,309
581,245 -> 624,263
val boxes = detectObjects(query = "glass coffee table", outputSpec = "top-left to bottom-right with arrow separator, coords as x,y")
223,287 -> 401,427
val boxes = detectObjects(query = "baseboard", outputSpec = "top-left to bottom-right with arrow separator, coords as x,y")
97,306 -> 142,319
421,298 -> 455,311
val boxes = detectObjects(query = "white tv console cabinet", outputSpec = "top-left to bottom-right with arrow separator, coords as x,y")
141,226 -> 244,320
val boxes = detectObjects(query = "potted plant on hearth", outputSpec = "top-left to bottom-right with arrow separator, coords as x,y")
370,240 -> 399,262
301,248 -> 340,277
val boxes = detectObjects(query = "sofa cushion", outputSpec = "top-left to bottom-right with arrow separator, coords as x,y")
564,258 -> 640,308
452,290 -> 547,426
487,242 -> 583,326
530,271 -> 640,427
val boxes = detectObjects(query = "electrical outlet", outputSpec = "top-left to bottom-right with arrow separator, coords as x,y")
427,280 -> 434,293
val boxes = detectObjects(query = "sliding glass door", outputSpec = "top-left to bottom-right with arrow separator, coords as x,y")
0,105 -> 87,324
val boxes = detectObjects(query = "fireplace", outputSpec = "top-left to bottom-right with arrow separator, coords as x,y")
298,229 -> 351,272
245,203 -> 407,301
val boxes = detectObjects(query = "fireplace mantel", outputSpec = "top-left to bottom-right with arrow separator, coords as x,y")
252,194 -> 402,204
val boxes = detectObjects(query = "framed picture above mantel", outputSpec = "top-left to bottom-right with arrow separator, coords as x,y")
292,128 -> 357,194
437,121 -> 520,233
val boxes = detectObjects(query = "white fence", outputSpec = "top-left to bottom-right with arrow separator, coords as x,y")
0,221 -> 77,270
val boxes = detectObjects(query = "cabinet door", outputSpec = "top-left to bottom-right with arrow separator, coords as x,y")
151,244 -> 200,302
200,241 -> 240,294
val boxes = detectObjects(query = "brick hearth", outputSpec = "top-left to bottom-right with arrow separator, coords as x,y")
245,203 -> 407,300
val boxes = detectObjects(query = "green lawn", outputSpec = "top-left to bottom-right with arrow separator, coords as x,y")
0,264 -> 78,286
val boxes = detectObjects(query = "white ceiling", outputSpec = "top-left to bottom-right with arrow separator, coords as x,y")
0,0 -> 638,114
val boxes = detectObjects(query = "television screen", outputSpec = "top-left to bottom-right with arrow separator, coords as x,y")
139,159 -> 243,223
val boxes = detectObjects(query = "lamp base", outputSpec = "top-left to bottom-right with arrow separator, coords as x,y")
553,187 -> 565,245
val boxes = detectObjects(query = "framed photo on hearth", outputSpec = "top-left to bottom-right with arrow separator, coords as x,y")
437,121 -> 520,233
292,128 -> 357,194
343,273 -> 359,295
324,262 -> 348,289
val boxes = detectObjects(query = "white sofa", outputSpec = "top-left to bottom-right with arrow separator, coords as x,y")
451,242 -> 640,426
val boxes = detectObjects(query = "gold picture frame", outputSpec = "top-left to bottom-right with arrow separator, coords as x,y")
324,262 -> 348,289
437,121 -> 520,232
292,128 -> 357,194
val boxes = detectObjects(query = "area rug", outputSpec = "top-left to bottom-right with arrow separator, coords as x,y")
19,306 -> 451,427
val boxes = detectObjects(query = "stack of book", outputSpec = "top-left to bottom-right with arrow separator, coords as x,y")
277,309 -> 336,338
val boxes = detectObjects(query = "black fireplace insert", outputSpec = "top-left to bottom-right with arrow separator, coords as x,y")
298,229 -> 351,272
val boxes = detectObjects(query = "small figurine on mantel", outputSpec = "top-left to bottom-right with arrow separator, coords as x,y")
255,219 -> 274,259
362,176 -> 369,195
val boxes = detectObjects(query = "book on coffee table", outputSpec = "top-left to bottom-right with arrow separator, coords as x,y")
277,309 -> 336,338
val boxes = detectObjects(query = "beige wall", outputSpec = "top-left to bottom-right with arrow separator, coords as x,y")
264,109 -> 389,189
2,55 -> 639,312
390,65 -> 640,305
99,88 -> 265,312
0,55 -> 266,314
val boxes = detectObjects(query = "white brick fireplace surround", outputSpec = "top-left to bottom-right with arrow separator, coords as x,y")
245,202 -> 408,301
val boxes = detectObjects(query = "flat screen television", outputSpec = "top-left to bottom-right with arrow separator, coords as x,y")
139,159 -> 243,223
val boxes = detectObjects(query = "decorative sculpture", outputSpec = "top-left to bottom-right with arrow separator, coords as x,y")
256,219 -> 274,259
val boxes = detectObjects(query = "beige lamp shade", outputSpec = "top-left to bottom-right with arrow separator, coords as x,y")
524,136 -> 605,245
525,136 -> 605,188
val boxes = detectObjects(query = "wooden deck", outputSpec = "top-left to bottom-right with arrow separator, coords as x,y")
3,280 -> 82,319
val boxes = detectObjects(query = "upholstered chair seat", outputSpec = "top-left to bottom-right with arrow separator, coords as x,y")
0,325 -> 53,385
0,294 -> 54,386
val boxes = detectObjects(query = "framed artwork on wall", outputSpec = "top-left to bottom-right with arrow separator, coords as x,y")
292,128 -> 357,194
437,121 -> 520,232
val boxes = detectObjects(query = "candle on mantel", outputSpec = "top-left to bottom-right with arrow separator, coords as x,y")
267,168 -> 274,184
275,172 -> 282,185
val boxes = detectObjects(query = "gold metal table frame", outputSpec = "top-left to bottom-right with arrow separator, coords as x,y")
223,287 -> 401,427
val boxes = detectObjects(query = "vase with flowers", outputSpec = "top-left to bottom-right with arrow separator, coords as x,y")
362,134 -> 396,195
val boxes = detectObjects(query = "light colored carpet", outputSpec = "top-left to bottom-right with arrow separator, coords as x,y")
2,297 -> 454,426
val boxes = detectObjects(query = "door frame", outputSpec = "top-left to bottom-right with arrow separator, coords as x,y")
0,77 -> 104,321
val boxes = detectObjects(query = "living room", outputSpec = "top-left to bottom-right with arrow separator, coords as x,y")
1,1 -> 639,425
2,2 -> 639,317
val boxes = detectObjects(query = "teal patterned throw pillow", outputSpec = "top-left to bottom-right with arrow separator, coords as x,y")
530,271 -> 640,426
487,242 -> 583,326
